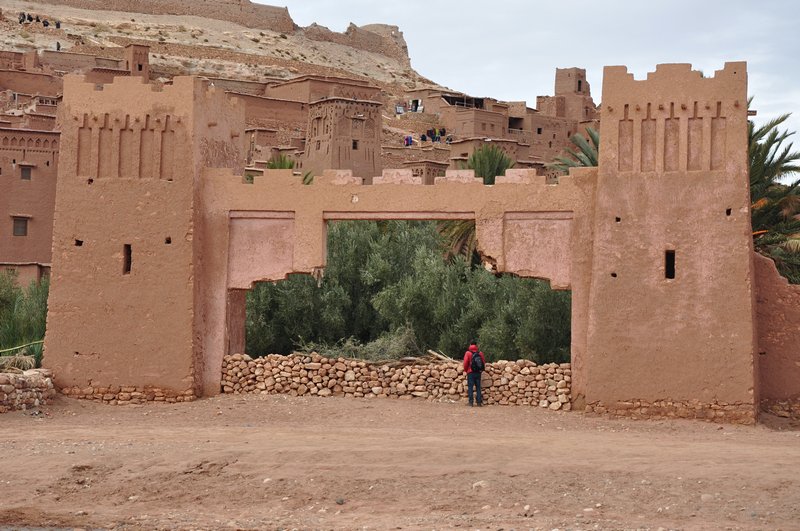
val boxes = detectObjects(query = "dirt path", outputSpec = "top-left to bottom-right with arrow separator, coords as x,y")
1,394 -> 799,530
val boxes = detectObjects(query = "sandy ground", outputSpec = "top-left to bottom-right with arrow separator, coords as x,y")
1,394 -> 799,530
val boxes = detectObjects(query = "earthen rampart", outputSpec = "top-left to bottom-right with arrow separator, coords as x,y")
30,0 -> 296,33
755,253 -> 800,418
302,23 -> 410,66
41,64 -> 798,425
0,70 -> 63,97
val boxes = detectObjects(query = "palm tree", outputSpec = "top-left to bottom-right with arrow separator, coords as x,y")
465,144 -> 515,185
748,109 -> 800,282
439,144 -> 514,259
547,127 -> 599,173
548,113 -> 800,282
266,153 -> 295,169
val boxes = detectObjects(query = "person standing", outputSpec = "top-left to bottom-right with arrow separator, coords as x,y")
463,342 -> 485,407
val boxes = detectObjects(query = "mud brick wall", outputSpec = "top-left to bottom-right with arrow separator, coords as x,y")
0,369 -> 56,413
221,353 -> 572,409
584,400 -> 756,424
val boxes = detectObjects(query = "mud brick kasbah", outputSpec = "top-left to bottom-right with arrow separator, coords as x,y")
21,60 -> 792,425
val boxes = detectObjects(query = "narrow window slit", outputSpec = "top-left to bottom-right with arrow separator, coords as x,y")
123,244 -> 132,275
665,250 -> 676,279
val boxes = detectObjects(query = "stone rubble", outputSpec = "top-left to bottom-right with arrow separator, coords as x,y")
761,399 -> 800,420
0,368 -> 56,413
221,353 -> 572,409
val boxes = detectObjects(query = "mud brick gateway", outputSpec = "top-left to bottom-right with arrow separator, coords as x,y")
44,63 -> 800,423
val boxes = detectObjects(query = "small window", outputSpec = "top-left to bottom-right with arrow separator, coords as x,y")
352,139 -> 359,150
123,244 -> 132,275
536,128 -> 542,135
13,217 -> 28,236
665,250 -> 676,279
137,64 -> 143,72
578,79 -> 582,92
20,167 -> 31,180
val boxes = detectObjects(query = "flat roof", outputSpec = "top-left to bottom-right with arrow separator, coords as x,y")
226,91 -> 305,105
272,74 -> 378,89
402,159 -> 449,166
309,97 -> 382,106
0,127 -> 60,135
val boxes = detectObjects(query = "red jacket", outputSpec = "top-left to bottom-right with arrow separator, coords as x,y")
463,346 -> 485,374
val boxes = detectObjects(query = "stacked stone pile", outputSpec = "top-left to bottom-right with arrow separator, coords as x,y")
222,353 -> 572,409
0,368 -> 56,413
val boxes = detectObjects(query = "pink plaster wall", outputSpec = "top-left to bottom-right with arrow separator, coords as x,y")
755,253 -> 800,403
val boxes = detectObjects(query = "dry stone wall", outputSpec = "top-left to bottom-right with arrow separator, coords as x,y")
60,385 -> 195,404
221,353 -> 572,409
0,369 -> 56,413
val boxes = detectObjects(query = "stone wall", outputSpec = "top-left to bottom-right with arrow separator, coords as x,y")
0,369 -> 56,413
221,353 -> 572,409
60,385 -> 195,404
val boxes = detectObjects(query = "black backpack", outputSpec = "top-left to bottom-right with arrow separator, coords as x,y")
470,351 -> 485,372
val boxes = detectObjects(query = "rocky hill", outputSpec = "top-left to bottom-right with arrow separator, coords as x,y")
0,0 -> 431,91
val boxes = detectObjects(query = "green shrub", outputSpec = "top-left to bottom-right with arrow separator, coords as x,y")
0,272 -> 49,367
246,221 -> 571,363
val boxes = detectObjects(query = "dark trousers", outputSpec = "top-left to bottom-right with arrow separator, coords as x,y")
467,372 -> 482,405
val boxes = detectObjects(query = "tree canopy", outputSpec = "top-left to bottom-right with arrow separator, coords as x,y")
246,221 -> 571,362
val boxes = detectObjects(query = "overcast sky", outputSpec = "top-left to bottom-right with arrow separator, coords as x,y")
263,0 -> 799,136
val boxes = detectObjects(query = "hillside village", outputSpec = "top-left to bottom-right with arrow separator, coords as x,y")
0,0 -> 597,284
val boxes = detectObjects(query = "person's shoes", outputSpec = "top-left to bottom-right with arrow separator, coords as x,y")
477,403 -> 483,407
467,403 -> 473,407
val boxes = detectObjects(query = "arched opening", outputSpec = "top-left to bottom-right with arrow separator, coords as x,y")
226,218 -> 572,405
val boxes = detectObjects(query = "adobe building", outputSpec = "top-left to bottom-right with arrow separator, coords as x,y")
400,68 -> 599,170
0,45 -> 152,283
0,126 -> 60,284
298,97 -> 382,179
43,64 -> 800,422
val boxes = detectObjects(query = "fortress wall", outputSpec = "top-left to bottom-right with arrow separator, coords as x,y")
30,0 -> 295,32
755,253 -> 800,418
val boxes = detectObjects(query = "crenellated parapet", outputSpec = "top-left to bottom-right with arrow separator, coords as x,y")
599,62 -> 747,175
44,65 -> 781,424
